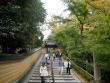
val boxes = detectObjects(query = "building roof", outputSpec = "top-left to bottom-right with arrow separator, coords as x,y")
44,40 -> 58,48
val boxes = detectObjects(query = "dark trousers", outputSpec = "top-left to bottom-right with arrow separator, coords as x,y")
66,67 -> 70,75
41,76 -> 45,83
46,58 -> 47,64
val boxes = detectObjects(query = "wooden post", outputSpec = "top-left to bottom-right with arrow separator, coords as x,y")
46,47 -> 48,53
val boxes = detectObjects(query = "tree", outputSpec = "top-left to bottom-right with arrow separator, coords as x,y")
49,15 -> 80,58
63,0 -> 88,40
0,0 -> 46,53
86,1 -> 110,82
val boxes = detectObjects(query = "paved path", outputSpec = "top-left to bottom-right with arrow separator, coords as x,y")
20,54 -> 82,83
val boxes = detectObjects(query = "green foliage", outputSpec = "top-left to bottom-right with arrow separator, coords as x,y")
51,19 -> 80,54
66,0 -> 88,23
85,11 -> 110,71
50,0 -> 110,82
70,60 -> 94,81
73,58 -> 93,74
0,0 -> 46,53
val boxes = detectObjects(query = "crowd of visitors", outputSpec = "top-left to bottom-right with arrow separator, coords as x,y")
39,50 -> 71,83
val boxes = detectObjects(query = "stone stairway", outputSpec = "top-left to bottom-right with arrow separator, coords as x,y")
27,56 -> 54,83
28,65 -> 53,83
51,59 -> 80,83
21,55 -> 82,83
19,54 -> 53,83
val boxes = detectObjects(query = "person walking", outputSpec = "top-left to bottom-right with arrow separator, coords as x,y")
44,53 -> 48,64
52,52 -> 56,61
48,51 -> 51,60
58,58 -> 64,75
64,60 -> 71,75
40,62 -> 48,83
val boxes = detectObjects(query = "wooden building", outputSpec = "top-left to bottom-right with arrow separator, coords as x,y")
44,40 -> 58,53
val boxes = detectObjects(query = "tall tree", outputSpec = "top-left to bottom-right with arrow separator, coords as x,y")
0,0 -> 46,53
63,0 -> 88,40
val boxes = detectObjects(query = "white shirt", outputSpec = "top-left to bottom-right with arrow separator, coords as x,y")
40,66 -> 48,76
64,61 -> 71,68
45,54 -> 48,58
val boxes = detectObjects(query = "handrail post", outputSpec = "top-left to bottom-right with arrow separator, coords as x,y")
51,52 -> 55,83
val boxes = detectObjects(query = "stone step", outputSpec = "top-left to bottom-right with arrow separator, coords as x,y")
33,68 -> 40,70
33,71 -> 40,72
53,69 -> 66,72
55,80 -> 78,83
28,79 -> 78,83
53,67 -> 67,68
54,73 -> 71,75
28,79 -> 52,83
53,72 -> 70,74
27,57 -> 80,83
32,74 -> 73,77
30,76 -> 74,80
32,70 -> 68,74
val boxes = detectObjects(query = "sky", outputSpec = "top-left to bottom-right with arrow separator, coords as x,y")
41,0 -> 69,39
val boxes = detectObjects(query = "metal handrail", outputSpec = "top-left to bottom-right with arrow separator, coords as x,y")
51,56 -> 55,83
66,56 -> 94,79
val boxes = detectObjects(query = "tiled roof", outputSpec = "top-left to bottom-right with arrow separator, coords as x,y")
44,40 -> 58,47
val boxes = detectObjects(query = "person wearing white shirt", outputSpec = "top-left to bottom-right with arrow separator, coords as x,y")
64,60 -> 71,75
44,53 -> 48,64
58,58 -> 64,74
40,62 -> 48,83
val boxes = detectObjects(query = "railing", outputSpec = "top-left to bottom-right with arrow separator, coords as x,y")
65,56 -> 94,81
51,55 -> 55,83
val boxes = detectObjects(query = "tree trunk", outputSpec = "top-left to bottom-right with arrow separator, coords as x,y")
93,52 -> 101,83
80,23 -> 84,41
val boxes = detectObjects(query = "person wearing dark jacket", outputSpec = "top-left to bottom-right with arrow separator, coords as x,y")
64,60 -> 71,75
